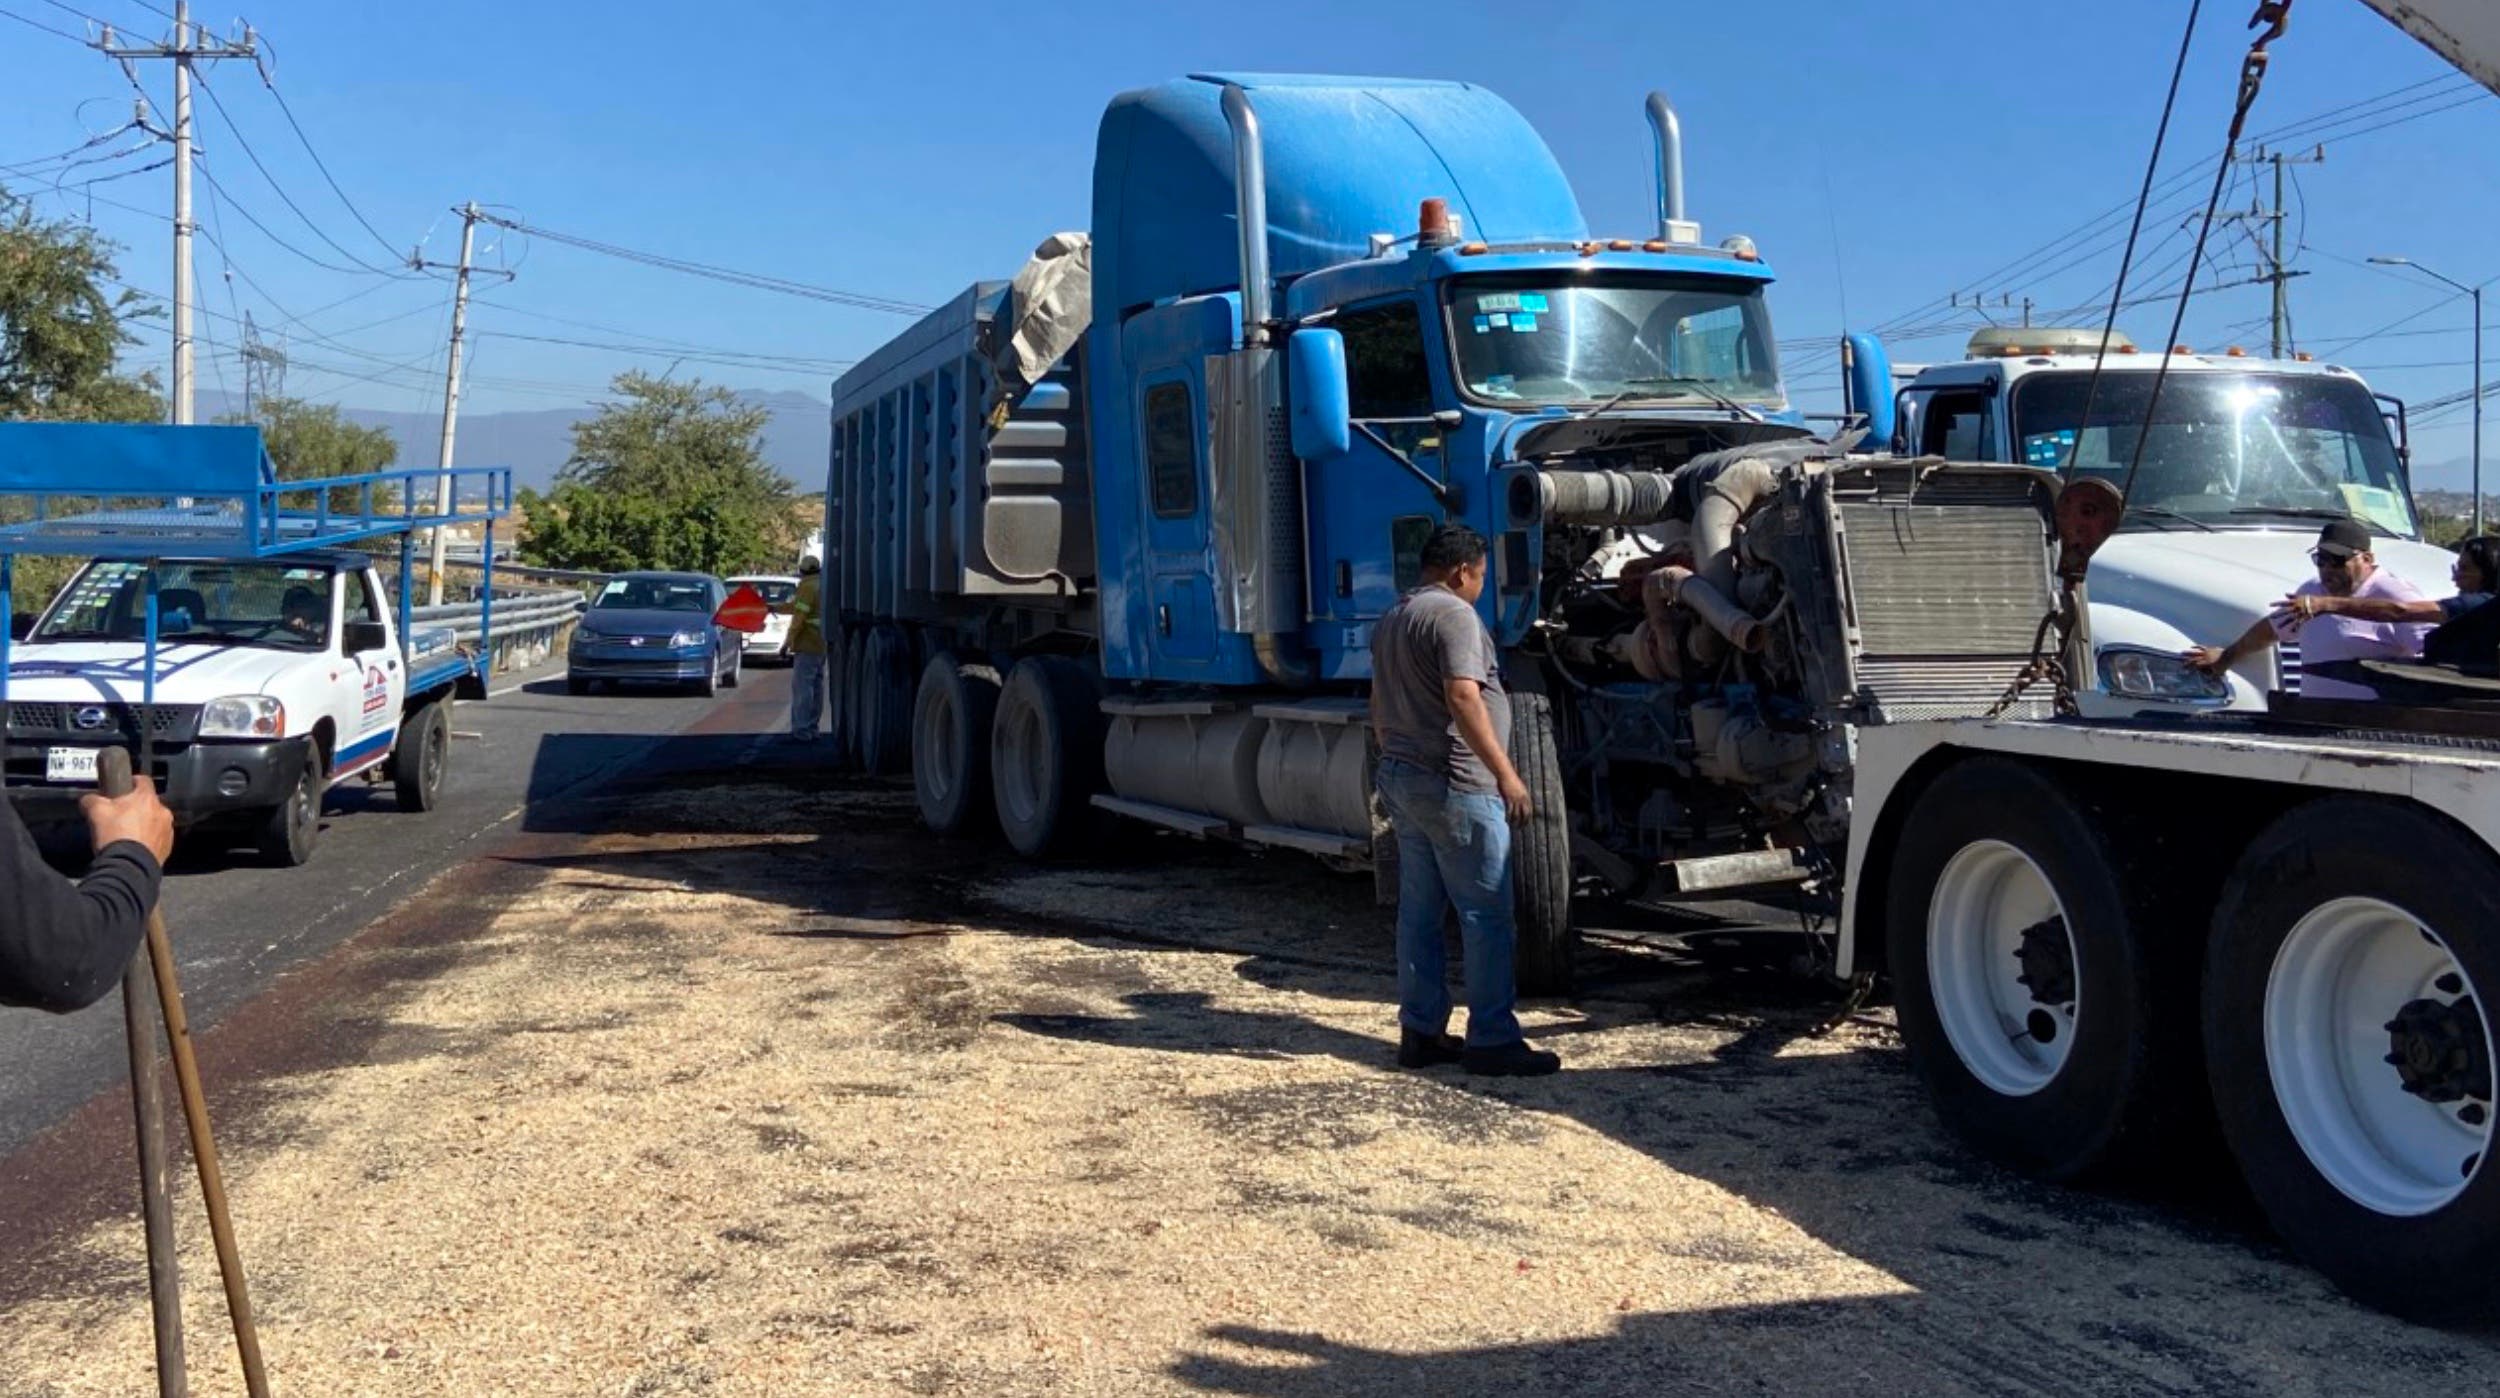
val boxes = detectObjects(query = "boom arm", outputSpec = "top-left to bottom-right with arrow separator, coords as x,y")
2358,0 -> 2500,96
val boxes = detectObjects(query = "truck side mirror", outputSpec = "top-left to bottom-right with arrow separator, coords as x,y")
1841,332 -> 1895,451
1288,329 -> 1352,463
343,619 -> 389,654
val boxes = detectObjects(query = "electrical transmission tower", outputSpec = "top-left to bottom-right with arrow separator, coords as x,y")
239,311 -> 286,416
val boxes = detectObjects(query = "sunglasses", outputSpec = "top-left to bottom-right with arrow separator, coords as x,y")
2311,550 -> 2356,568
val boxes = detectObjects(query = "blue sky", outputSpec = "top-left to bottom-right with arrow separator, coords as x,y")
4,0 -> 2496,488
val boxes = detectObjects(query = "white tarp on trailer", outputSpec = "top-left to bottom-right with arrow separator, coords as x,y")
989,232 -> 1092,428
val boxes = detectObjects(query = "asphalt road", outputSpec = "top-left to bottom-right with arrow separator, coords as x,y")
0,658 -> 802,1158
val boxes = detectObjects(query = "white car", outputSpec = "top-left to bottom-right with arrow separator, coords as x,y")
727,575 -> 800,662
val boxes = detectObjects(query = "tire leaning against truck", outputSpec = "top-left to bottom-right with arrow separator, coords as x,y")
1508,691 -> 1575,996
2205,798 -> 2500,1325
1884,756 -> 2201,1183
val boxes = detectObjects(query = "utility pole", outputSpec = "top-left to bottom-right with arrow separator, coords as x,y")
100,3 -> 257,426
2371,255 -> 2487,535
2224,145 -> 2324,358
409,203 -> 513,604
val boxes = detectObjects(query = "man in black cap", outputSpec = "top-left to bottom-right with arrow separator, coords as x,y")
2184,517 -> 2433,700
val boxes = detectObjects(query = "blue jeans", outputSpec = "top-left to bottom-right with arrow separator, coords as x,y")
1375,757 -> 1522,1049
790,650 -> 828,737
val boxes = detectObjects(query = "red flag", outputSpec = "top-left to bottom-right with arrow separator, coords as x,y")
714,583 -> 770,634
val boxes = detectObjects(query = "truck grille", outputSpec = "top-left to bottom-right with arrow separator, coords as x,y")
4,702 -> 199,742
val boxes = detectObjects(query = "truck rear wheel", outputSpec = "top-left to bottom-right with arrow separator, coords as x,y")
2206,799 -> 2500,1323
393,701 -> 449,812
1885,757 -> 2192,1182
913,653 -> 1000,836
257,738 -> 324,867
1510,692 -> 1575,996
861,625 -> 915,777
991,655 -> 1103,858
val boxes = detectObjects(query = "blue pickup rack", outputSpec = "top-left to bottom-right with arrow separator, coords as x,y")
0,423 -> 515,778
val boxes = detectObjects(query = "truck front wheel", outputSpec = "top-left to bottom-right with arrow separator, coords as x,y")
990,655 -> 1102,858
1886,757 -> 2193,1182
2206,799 -> 2500,1323
257,739 -> 324,867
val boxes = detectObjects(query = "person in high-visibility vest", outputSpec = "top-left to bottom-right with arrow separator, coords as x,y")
787,555 -> 830,740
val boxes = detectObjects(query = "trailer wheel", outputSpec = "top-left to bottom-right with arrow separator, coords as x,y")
256,737 -> 324,867
2205,799 -> 2500,1323
826,627 -> 857,767
861,625 -> 915,776
393,701 -> 449,813
1509,691 -> 1575,996
990,655 -> 1103,858
1886,757 -> 2189,1182
913,653 -> 1000,836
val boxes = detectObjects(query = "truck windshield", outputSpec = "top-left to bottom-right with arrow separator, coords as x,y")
1446,273 -> 1782,408
2012,372 -> 2417,538
35,560 -> 334,651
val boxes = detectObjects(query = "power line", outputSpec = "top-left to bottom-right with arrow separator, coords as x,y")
475,213 -> 932,317
0,5 -> 88,41
476,331 -> 854,378
189,66 -> 404,276
250,57 -> 402,262
192,154 -> 399,278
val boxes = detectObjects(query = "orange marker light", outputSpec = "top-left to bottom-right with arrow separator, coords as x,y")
1459,241 -> 1488,255
1608,239 -> 1633,252
1642,240 -> 1667,253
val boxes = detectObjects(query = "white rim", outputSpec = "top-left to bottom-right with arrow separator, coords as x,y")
1927,839 -> 2079,1097
2265,896 -> 2492,1216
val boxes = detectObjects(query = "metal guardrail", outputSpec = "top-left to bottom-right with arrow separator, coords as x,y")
410,586 -> 585,678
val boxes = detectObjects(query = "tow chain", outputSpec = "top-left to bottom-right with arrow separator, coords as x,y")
1985,586 -> 2082,719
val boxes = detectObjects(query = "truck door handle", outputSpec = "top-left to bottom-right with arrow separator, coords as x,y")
1158,604 -> 1172,636
387,659 -> 399,671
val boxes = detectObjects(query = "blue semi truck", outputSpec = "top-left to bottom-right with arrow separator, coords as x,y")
819,73 -> 2065,994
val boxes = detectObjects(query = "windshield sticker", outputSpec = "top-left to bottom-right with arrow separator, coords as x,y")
1521,293 -> 1550,313
1511,314 -> 1538,334
1476,293 -> 1523,313
1483,374 -> 1518,398
1471,315 -> 1490,334
600,580 -> 630,599
1488,313 -> 1510,329
2023,430 -> 2076,468
2340,483 -> 2416,537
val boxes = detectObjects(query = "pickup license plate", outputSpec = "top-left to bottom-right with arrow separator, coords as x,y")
46,747 -> 99,784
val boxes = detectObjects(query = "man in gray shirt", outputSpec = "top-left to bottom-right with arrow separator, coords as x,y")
1370,524 -> 1560,1077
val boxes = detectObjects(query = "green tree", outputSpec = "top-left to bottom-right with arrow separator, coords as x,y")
223,395 -> 400,515
521,372 -> 793,575
0,192 -> 165,423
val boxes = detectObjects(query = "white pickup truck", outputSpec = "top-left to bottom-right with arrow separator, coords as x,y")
1848,326 -> 2457,713
4,549 -> 479,864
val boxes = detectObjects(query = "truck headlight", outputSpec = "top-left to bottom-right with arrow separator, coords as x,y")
670,629 -> 709,648
198,695 -> 286,739
2097,647 -> 2229,703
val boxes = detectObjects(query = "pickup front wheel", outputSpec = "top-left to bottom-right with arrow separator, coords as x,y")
256,740 -> 324,867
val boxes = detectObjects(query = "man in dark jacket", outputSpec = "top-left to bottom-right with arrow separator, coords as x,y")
1,775 -> 175,1012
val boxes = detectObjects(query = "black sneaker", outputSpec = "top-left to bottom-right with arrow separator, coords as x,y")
1397,1029 -> 1466,1069
1462,1041 -> 1562,1077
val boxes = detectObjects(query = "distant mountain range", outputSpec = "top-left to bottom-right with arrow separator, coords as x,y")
195,388 -> 831,494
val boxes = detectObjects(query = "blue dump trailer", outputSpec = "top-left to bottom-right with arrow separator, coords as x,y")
822,74 -> 2064,993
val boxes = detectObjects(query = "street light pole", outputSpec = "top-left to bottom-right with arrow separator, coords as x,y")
2371,255 -> 2486,535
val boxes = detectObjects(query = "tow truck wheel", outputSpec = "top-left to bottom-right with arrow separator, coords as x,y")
2206,799 -> 2500,1324
861,625 -> 915,777
1509,692 -> 1575,996
393,701 -> 449,812
990,654 -> 1102,858
1886,758 -> 2192,1182
256,739 -> 324,867
913,652 -> 1000,837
